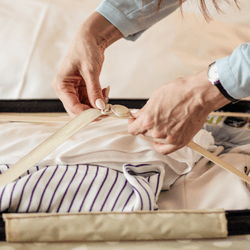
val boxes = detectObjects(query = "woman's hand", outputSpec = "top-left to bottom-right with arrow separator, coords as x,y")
128,71 -> 231,154
51,12 -> 123,117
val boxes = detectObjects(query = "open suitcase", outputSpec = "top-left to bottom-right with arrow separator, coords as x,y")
0,99 -> 250,250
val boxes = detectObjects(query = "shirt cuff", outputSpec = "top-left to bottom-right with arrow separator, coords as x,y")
216,44 -> 250,100
96,1 -> 143,41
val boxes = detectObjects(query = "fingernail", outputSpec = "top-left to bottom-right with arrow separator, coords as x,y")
130,109 -> 139,114
95,98 -> 106,110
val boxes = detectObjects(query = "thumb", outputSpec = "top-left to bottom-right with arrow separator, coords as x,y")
153,141 -> 180,155
127,108 -> 143,128
130,102 -> 148,118
129,108 -> 143,119
85,74 -> 106,110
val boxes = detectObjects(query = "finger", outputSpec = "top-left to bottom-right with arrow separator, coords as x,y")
128,115 -> 148,136
83,71 -> 105,110
128,105 -> 153,136
102,86 -> 110,104
153,141 -> 185,155
52,75 -> 91,117
129,109 -> 141,118
59,89 -> 90,117
128,109 -> 142,129
127,103 -> 147,124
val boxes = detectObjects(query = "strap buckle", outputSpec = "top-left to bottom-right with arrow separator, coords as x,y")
101,104 -> 131,118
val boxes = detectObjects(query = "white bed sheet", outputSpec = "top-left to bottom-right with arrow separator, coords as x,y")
1,0 -> 250,99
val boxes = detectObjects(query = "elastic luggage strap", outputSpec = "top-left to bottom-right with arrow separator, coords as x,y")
187,141 -> 250,184
1,107 -> 250,187
3,209 -> 227,242
0,109 -> 102,187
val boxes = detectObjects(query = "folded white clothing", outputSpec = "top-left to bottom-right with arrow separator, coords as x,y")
158,149 -> 250,211
0,117 -> 216,177
0,163 -> 163,213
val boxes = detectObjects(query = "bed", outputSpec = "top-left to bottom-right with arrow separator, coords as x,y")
1,0 -> 250,248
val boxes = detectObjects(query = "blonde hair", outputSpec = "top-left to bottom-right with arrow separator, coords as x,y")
157,0 -> 240,20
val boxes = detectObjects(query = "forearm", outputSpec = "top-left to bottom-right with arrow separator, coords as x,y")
79,11 -> 123,52
96,0 -> 182,41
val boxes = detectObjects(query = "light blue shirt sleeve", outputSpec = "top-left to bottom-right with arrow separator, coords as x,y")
216,43 -> 250,100
95,0 -> 181,41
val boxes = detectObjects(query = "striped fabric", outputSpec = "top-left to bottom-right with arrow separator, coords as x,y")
0,163 -> 163,213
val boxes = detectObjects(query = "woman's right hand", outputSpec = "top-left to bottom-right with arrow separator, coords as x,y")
128,71 -> 231,154
51,12 -> 123,117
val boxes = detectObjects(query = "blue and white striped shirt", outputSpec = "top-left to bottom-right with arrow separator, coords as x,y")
0,163 -> 163,213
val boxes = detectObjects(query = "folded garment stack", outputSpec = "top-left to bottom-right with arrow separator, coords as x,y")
0,117 -> 214,212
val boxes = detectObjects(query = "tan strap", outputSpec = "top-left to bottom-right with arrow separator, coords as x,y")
1,111 -> 250,124
210,111 -> 250,118
0,108 -> 249,187
0,109 -> 102,187
188,141 -> 250,184
0,113 -> 71,123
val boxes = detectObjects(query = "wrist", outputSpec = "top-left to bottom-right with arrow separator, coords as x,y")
189,71 -> 231,112
81,11 -> 123,51
207,62 -> 239,103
